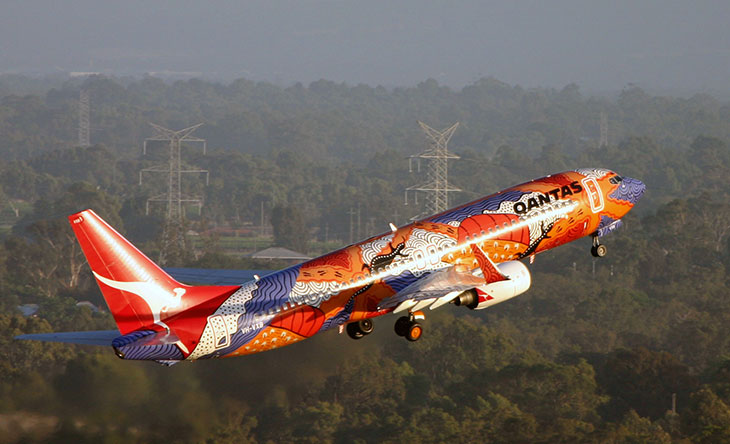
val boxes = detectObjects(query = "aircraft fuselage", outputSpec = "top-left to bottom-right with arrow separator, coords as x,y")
19,168 -> 645,363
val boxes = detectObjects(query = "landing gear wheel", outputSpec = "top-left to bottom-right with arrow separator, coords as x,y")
346,322 -> 364,339
591,244 -> 607,258
358,319 -> 374,335
346,319 -> 374,340
395,315 -> 425,342
591,236 -> 607,258
394,316 -> 411,337
406,322 -> 423,342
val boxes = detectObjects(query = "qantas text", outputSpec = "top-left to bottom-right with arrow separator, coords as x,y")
513,181 -> 583,214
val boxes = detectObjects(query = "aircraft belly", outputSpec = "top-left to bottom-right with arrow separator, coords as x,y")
226,326 -> 307,357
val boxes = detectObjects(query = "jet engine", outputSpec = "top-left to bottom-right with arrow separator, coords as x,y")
453,260 -> 531,310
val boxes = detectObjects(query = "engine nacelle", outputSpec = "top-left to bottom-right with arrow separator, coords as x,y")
454,261 -> 531,310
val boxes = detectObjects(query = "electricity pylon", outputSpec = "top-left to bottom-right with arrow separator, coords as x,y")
139,123 -> 209,265
78,90 -> 90,147
406,121 -> 461,218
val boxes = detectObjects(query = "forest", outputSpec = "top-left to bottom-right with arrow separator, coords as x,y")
0,74 -> 729,443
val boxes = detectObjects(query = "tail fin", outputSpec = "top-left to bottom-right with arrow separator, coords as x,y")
69,209 -> 188,335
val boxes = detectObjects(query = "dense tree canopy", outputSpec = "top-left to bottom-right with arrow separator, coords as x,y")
1,74 -> 729,442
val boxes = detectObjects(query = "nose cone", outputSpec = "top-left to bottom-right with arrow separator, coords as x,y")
610,176 -> 646,205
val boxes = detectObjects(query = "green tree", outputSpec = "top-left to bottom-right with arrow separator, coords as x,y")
597,348 -> 697,420
600,410 -> 672,444
488,359 -> 605,426
291,401 -> 344,444
206,406 -> 258,444
54,353 -> 152,429
681,387 -> 730,443
399,407 -> 461,444
5,182 -> 122,298
460,394 -> 538,444
271,204 -> 310,253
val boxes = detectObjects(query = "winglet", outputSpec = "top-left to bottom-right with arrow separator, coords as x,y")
470,244 -> 509,284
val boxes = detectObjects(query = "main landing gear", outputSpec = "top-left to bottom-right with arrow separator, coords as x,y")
346,319 -> 374,340
345,312 -> 426,342
591,235 -> 607,258
394,311 -> 425,342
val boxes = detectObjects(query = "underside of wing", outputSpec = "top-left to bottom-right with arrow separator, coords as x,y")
378,266 -> 484,311
15,330 -> 121,346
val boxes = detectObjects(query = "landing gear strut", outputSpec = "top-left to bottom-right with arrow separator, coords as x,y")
346,319 -> 374,340
591,236 -> 607,258
394,311 -> 425,342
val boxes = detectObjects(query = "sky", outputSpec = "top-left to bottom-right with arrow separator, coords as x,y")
1,0 -> 729,92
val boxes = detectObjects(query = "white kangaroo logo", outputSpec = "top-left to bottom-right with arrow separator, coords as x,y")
93,272 -> 186,325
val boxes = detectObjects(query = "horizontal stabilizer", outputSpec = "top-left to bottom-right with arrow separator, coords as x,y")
15,330 -> 120,346
111,329 -> 181,348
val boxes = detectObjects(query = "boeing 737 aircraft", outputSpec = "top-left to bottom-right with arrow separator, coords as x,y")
17,168 -> 645,365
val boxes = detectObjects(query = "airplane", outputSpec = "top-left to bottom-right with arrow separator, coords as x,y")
17,168 -> 645,365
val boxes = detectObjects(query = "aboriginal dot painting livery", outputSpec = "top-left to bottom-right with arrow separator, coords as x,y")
17,168 -> 645,365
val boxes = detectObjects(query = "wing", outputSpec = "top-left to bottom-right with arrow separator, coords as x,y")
15,330 -> 121,346
378,266 -> 483,312
164,268 -> 274,285
378,246 -> 509,313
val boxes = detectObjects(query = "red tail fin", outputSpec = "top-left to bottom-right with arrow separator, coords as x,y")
69,209 -> 188,335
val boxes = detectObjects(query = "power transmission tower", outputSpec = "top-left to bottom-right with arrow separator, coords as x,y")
599,112 -> 608,147
139,123 -> 209,265
78,89 -> 90,147
405,121 -> 461,218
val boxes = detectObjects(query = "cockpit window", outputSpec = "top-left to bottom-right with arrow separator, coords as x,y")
609,175 -> 623,184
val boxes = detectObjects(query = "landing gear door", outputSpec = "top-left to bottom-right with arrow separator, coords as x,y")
581,178 -> 604,213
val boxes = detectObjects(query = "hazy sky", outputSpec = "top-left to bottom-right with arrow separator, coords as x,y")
2,0 -> 729,91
